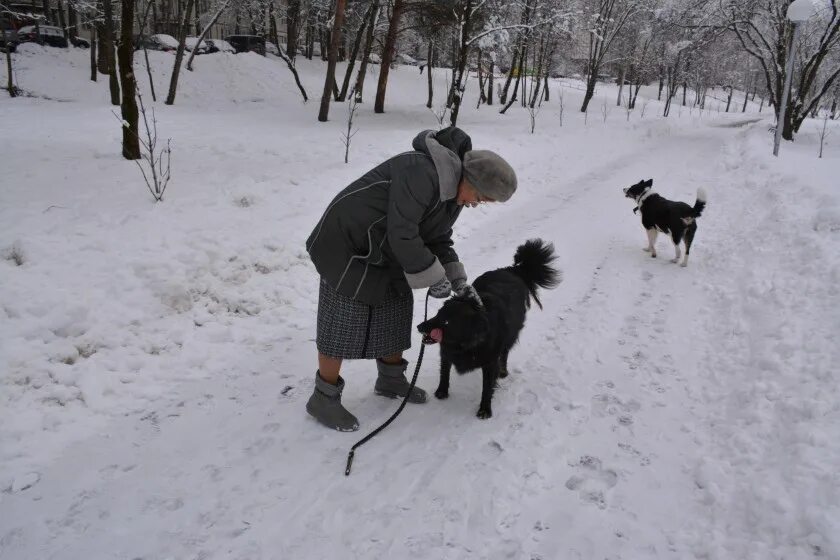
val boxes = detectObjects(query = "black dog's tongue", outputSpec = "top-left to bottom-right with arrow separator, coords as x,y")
422,328 -> 443,345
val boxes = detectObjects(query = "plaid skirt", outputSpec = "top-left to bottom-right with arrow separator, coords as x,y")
316,278 -> 413,359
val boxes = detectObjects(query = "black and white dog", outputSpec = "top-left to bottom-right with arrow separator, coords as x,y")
623,179 -> 707,267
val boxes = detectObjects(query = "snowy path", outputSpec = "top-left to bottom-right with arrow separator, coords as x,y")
2,49 -> 838,559
2,123 -> 766,560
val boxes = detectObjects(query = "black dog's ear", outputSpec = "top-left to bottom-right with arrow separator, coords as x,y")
644,179 -> 653,187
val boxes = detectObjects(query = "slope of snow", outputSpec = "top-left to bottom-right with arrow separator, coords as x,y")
1,47 -> 838,560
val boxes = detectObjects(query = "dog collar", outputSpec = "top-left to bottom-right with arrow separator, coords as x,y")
633,188 -> 655,214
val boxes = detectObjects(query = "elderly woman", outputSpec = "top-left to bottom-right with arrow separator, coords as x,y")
305,126 -> 517,431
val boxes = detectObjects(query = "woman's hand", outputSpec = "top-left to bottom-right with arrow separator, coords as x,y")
452,279 -> 483,307
429,276 -> 453,299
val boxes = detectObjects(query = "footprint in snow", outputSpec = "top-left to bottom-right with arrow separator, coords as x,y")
564,455 -> 618,509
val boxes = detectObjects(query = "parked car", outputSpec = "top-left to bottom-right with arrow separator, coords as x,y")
204,38 -> 235,54
17,25 -> 68,48
185,37 -> 209,54
394,53 -> 417,66
135,33 -> 178,52
0,28 -> 17,52
224,34 -> 265,56
70,35 -> 90,48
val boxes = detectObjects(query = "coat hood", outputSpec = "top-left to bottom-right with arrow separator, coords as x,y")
412,127 -> 473,201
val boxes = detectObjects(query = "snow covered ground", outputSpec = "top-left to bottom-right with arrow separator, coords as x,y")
1,45 -> 839,560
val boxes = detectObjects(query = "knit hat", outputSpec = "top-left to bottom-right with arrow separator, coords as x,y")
462,150 -> 517,202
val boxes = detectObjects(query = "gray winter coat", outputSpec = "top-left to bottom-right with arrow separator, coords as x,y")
306,127 -> 472,305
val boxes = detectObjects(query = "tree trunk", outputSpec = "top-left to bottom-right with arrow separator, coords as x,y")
581,77 -> 596,112
616,62 -> 626,106
42,0 -> 50,24
103,0 -> 120,105
499,69 -> 523,114
318,0 -> 347,121
520,43 -> 529,107
165,0 -> 195,105
56,0 -> 68,43
90,26 -> 97,81
426,38 -> 434,108
68,2 -> 78,39
529,38 -> 547,108
304,18 -> 312,59
499,51 -> 517,105
831,98 -> 837,119
286,0 -> 300,60
5,38 -> 15,97
487,58 -> 494,105
447,0 -> 474,126
543,73 -> 548,102
742,87 -> 749,112
118,0 -> 140,160
476,49 -> 485,107
682,82 -> 687,106
135,0 -> 156,100
353,1 -> 378,102
338,1 -> 373,102
499,49 -> 525,115
270,13 -> 308,101
187,0 -> 230,71
193,0 -> 200,35
374,0 -> 405,114
725,86 -> 733,112
657,65 -> 664,100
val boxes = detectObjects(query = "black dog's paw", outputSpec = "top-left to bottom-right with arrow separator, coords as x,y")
435,387 -> 449,399
476,406 -> 493,419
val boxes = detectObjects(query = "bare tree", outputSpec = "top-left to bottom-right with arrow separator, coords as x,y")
718,0 -> 840,140
817,108 -> 831,157
579,0 -> 647,112
136,0 -> 156,100
374,0 -> 406,113
187,0 -> 231,71
318,0 -> 347,120
117,0 -> 140,159
342,92 -> 360,163
131,90 -> 172,201
103,0 -> 120,105
3,26 -> 17,97
352,0 -> 379,103
269,6 -> 308,102
164,0 -> 195,105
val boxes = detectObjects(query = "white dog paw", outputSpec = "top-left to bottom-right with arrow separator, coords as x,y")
642,247 -> 651,252
679,262 -> 688,268
670,258 -> 679,263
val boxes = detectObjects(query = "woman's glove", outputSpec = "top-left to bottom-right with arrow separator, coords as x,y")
429,276 -> 453,299
451,278 -> 483,307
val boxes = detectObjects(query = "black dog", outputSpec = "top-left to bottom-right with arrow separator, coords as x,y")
417,239 -> 560,419
623,179 -> 707,267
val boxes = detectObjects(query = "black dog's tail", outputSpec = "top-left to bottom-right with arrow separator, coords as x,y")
511,239 -> 561,309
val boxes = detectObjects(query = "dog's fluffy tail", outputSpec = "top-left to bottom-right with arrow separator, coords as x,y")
692,188 -> 707,218
681,188 -> 707,225
511,239 -> 561,309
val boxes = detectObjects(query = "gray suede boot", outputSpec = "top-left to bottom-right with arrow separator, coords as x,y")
306,371 -> 360,432
374,359 -> 428,404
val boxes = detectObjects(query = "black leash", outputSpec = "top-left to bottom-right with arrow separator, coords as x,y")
345,290 -> 431,476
